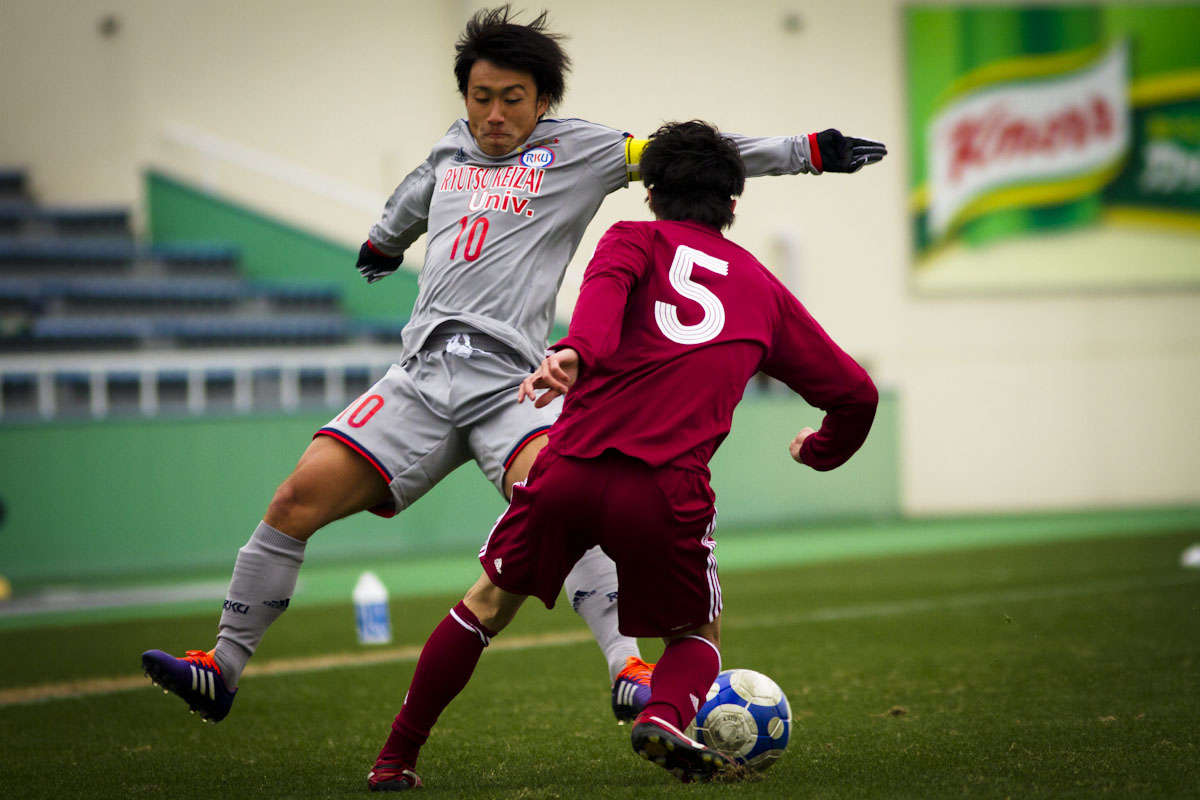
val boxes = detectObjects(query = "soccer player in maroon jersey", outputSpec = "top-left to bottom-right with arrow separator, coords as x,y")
366,120 -> 878,789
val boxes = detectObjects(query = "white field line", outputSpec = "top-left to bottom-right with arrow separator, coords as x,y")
0,582 -> 230,618
1,573 -> 1194,709
0,631 -> 592,708
739,572 -> 1200,628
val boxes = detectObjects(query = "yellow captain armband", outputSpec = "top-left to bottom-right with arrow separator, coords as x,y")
625,137 -> 649,182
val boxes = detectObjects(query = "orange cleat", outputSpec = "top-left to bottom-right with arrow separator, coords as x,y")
141,648 -> 236,723
612,655 -> 655,724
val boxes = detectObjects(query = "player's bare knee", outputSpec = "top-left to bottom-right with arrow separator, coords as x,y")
263,478 -> 320,538
265,478 -> 299,517
464,575 -> 524,633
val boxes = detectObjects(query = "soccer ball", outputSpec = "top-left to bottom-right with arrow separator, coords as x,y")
685,668 -> 791,770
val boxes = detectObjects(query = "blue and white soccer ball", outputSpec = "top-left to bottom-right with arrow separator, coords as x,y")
685,668 -> 791,770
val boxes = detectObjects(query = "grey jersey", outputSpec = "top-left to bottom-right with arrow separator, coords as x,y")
368,117 -> 817,368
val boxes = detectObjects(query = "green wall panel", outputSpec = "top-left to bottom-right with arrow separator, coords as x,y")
0,394 -> 898,582
0,413 -> 507,582
709,391 -> 900,524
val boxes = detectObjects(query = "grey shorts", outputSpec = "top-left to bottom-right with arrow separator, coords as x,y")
316,330 -> 561,516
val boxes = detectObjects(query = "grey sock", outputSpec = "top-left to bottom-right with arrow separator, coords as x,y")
212,521 -> 306,688
564,546 -> 640,682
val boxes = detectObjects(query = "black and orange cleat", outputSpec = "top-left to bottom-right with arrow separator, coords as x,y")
631,714 -> 737,783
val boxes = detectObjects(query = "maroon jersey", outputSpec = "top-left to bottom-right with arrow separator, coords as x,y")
550,219 -> 877,475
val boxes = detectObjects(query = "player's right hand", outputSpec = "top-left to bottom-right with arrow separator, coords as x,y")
519,348 -> 580,407
356,240 -> 403,283
789,427 -> 816,464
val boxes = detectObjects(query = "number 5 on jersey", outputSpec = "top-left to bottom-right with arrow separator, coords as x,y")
654,245 -> 728,345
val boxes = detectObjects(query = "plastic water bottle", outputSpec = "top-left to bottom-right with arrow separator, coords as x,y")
353,571 -> 392,645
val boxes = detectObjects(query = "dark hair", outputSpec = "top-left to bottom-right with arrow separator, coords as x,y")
454,5 -> 571,111
640,121 -> 746,230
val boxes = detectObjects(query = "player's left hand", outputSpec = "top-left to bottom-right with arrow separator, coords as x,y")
789,427 -> 816,463
356,240 -> 403,283
812,129 -> 887,173
519,348 -> 580,407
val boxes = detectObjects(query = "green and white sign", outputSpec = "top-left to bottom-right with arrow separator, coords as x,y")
906,4 -> 1200,292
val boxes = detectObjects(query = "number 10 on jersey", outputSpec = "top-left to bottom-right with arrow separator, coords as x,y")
451,216 -> 489,261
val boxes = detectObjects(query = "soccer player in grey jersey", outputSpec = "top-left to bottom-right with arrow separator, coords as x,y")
140,5 -> 887,732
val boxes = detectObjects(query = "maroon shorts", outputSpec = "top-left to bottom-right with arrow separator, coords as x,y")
479,447 -> 721,638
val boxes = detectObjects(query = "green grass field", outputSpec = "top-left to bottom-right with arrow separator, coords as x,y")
2,520 -> 1198,798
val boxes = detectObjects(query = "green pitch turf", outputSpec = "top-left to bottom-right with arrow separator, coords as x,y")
1,521 -> 1197,798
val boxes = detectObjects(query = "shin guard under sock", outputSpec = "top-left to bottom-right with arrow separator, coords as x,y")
640,635 -> 721,730
376,601 -> 497,769
564,545 -> 640,681
213,521 -> 306,688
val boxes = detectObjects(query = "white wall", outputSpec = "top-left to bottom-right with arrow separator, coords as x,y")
3,0 -> 1198,515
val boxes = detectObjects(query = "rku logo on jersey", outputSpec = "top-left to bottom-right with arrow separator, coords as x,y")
519,146 -> 555,169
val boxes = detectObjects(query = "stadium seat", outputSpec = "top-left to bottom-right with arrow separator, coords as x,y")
0,239 -> 139,273
0,168 -> 29,202
0,205 -> 131,238
160,314 -> 351,345
0,168 -> 403,420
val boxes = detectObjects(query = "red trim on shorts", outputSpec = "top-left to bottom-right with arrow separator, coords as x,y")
503,425 -> 552,472
808,131 -> 823,173
313,428 -> 397,518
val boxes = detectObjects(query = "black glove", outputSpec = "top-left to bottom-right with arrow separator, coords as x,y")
813,129 -> 887,173
356,240 -> 403,283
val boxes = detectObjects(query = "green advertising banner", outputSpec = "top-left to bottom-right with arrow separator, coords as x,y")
906,4 -> 1200,292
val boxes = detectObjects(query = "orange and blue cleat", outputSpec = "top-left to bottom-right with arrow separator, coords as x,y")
611,655 -> 654,724
141,649 -> 237,723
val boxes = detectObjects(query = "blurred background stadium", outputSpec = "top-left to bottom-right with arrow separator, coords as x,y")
0,0 -> 1194,642
2,2 -> 1198,797
2,0 -> 1197,592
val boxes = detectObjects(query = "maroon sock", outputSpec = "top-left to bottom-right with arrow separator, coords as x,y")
638,635 -> 720,730
374,601 -> 497,769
